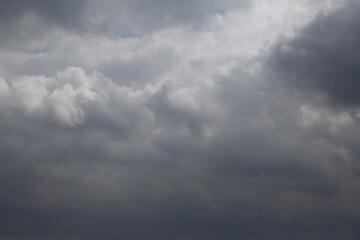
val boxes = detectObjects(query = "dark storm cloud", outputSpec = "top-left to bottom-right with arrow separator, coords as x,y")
268,1 -> 360,108
0,1 -> 360,240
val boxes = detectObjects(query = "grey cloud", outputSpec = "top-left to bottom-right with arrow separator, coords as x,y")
99,48 -> 179,87
268,1 -> 360,108
0,0 -> 86,26
0,1 -> 360,240
85,0 -> 249,35
0,0 -> 86,47
1,63 -> 360,239
0,0 -> 248,48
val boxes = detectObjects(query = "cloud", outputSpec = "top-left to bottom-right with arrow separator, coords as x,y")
0,0 -> 360,240
0,0 -> 86,26
2,68 -> 99,126
0,0 -> 249,48
267,1 -> 360,108
85,0 -> 249,35
0,0 -> 86,47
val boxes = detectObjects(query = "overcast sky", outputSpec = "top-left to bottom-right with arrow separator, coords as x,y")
0,0 -> 360,239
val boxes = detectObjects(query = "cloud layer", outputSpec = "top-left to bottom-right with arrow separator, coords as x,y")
0,1 -> 360,239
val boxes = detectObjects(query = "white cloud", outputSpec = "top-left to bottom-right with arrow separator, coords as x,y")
0,77 -> 9,96
12,75 -> 52,112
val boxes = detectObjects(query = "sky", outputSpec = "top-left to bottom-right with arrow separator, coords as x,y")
0,0 -> 360,239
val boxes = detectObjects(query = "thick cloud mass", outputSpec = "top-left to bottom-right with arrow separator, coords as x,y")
268,1 -> 360,107
0,1 -> 360,240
